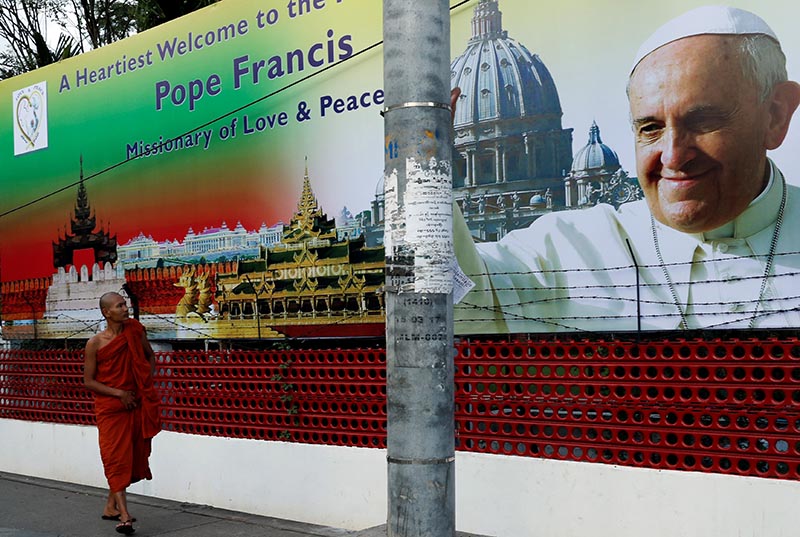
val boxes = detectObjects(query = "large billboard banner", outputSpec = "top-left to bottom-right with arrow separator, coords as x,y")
1,0 -> 798,339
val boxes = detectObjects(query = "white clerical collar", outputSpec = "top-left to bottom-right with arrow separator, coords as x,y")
703,159 -> 781,240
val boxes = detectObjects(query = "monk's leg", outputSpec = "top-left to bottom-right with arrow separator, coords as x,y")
102,489 -> 119,518
112,489 -> 135,534
112,489 -> 132,521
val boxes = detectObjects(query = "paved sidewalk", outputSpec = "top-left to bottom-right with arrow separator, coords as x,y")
0,472 -> 488,537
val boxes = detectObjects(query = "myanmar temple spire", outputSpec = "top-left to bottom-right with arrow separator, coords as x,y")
282,159 -> 337,244
52,156 -> 117,268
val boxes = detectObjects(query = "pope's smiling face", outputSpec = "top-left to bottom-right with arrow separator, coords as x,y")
629,35 -> 773,233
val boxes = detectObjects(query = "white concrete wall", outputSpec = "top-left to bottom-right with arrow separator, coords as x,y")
2,418 -> 799,536
457,452 -> 800,537
0,419 -> 386,530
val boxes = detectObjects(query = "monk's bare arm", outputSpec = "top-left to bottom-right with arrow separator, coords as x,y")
84,336 -> 137,408
84,336 -> 117,396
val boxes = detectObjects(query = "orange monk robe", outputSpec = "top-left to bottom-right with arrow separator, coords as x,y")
93,318 -> 161,493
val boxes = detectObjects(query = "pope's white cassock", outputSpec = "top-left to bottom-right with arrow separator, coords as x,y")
454,160 -> 800,334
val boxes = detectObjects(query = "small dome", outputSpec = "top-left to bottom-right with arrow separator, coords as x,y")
530,194 -> 545,206
450,0 -> 563,126
570,122 -> 620,176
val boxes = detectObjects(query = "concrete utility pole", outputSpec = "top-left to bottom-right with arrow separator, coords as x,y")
383,1 -> 455,536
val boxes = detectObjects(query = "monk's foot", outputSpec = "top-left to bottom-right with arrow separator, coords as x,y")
115,519 -> 135,534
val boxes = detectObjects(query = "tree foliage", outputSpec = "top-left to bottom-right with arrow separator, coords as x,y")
134,0 -> 220,30
0,0 -> 75,78
69,0 -> 138,51
0,0 -> 220,79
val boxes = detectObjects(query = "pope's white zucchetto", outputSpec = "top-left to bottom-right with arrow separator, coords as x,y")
631,5 -> 781,74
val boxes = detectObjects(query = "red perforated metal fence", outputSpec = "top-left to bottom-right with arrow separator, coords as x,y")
0,350 -> 95,426
157,349 -> 387,447
1,337 -> 798,480
454,338 -> 800,480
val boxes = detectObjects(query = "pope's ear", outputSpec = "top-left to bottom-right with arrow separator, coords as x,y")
765,81 -> 800,150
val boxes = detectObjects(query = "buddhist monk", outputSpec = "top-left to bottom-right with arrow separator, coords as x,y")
84,292 -> 160,535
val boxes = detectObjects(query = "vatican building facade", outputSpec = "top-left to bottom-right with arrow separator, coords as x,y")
429,0 -> 639,243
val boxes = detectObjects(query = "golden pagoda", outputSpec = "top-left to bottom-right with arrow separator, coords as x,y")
214,164 -> 385,338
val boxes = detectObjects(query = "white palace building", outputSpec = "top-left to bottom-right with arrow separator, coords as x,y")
117,221 -> 285,268
117,206 -> 367,269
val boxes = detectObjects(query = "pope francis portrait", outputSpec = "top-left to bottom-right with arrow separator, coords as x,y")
454,6 -> 800,335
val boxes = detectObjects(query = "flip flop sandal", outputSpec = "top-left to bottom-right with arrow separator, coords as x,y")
115,520 -> 135,535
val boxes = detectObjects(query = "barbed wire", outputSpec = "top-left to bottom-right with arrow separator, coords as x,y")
5,257 -> 800,301
454,299 -> 800,335
487,293 -> 800,309
3,291 -> 796,318
460,249 -> 800,275
4,255 -> 800,341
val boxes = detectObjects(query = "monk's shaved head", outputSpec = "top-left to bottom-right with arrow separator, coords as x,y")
99,292 -> 123,312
